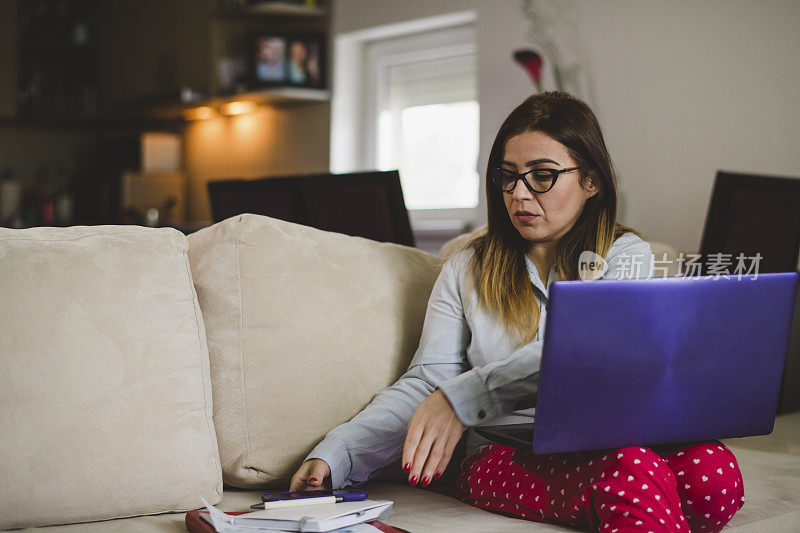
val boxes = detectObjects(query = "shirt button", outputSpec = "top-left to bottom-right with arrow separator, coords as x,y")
478,409 -> 486,419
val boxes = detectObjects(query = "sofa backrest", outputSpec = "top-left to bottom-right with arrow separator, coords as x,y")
0,225 -> 222,529
187,213 -> 442,488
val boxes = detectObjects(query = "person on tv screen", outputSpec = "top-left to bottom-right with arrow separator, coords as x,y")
256,37 -> 286,82
287,39 -> 309,84
290,91 -> 745,533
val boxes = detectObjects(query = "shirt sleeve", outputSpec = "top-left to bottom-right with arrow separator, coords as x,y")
303,253 -> 471,489
436,233 -> 655,427
603,233 -> 655,280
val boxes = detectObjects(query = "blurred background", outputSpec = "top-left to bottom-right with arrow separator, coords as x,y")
0,0 -> 798,257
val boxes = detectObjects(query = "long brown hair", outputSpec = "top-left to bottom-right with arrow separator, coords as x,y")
461,91 -> 646,345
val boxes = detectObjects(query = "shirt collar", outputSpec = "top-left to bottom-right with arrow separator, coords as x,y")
525,256 -> 559,299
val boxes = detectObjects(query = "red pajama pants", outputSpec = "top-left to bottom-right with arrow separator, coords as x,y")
455,441 -> 744,532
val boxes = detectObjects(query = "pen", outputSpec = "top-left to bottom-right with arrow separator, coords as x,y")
250,496 -> 351,510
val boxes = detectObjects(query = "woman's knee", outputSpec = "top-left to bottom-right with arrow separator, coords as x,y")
669,442 -> 742,484
668,442 -> 745,517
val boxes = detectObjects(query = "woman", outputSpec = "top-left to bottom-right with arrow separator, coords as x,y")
290,91 -> 744,532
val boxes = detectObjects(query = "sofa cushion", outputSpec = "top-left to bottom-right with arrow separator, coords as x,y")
187,214 -> 441,488
0,225 -> 222,529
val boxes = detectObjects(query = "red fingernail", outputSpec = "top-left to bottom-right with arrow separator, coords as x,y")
403,462 -> 411,473
422,475 -> 430,487
409,475 -> 418,486
434,471 -> 442,479
309,477 -> 318,482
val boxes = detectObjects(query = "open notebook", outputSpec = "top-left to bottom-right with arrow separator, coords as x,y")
200,497 -> 394,532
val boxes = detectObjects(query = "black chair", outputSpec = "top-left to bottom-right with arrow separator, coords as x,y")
700,171 -> 800,275
699,170 -> 800,414
207,170 -> 415,247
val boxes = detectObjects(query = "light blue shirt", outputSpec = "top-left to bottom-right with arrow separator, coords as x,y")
304,232 -> 654,489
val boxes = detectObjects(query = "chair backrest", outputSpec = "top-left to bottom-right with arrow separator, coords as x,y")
700,171 -> 800,274
699,170 -> 800,415
207,170 -> 415,247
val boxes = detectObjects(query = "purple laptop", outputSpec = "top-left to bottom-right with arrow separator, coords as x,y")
475,272 -> 799,454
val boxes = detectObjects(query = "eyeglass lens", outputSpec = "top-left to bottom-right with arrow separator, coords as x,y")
492,168 -> 554,192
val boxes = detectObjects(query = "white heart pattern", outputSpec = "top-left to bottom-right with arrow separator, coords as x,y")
693,459 -> 700,464
702,475 -> 709,481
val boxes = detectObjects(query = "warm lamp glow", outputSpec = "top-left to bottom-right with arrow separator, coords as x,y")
220,101 -> 257,116
182,106 -> 216,121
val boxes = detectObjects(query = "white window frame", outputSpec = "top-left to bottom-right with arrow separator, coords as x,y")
330,11 -> 480,234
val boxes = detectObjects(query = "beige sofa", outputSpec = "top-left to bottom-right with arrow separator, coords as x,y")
1,214 -> 798,532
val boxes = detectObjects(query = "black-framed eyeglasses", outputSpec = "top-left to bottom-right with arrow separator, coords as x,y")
489,166 -> 581,194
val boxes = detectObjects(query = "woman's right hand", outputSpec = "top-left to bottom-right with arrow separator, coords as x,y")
289,459 -> 332,492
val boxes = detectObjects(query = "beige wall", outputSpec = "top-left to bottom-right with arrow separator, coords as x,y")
183,102 -> 330,222
334,0 -> 800,253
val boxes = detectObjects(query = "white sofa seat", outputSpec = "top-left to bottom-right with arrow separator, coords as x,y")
13,411 -> 800,532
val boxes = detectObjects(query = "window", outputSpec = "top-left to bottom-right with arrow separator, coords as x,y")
364,21 -> 479,230
331,12 -> 480,250
375,53 -> 479,211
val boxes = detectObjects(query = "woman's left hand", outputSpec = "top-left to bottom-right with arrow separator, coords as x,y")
402,389 -> 466,487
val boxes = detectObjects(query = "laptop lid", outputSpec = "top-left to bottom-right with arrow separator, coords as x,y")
526,272 -> 799,455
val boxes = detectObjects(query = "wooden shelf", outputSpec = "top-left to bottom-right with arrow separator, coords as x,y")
225,87 -> 330,104
148,87 -> 331,120
213,1 -> 327,18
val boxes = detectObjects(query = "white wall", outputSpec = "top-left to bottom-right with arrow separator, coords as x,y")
333,0 -> 800,253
